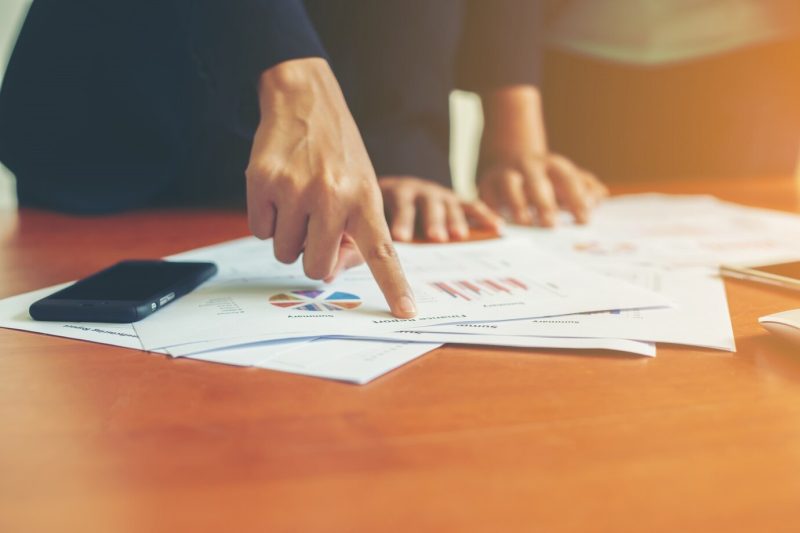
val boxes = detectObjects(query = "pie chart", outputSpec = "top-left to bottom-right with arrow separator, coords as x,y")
269,290 -> 363,312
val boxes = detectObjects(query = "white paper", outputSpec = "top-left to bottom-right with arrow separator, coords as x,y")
0,279 -> 653,386
422,265 -> 736,351
760,309 -> 800,329
187,338 -> 444,384
134,237 -> 670,350
164,327 -> 655,358
0,285 -> 145,350
514,194 -> 800,269
0,284 -> 441,383
0,283 -> 652,382
0,285 -> 307,357
336,332 -> 657,357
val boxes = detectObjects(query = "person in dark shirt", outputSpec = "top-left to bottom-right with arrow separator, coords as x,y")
0,0 -> 605,315
306,0 -> 606,241
0,0 -> 420,318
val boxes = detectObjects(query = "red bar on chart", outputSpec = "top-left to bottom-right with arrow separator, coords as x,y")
432,282 -> 472,301
505,277 -> 528,290
458,280 -> 483,295
481,279 -> 511,293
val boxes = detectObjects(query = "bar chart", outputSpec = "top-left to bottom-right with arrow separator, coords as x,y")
429,277 -> 548,302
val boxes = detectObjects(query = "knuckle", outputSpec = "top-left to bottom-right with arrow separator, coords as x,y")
366,241 -> 399,264
273,244 -> 299,265
322,171 -> 347,192
303,262 -> 328,281
275,254 -> 296,266
310,173 -> 347,207
245,159 -> 278,182
393,185 -> 414,203
244,165 -> 264,182
445,196 -> 461,210
273,173 -> 300,196
359,193 -> 386,218
274,253 -> 292,265
249,221 -> 271,240
527,167 -> 549,184
247,210 -> 273,240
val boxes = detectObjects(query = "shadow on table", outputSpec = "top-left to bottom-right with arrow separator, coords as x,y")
749,333 -> 800,385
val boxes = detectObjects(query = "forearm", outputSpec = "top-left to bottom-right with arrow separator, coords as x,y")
480,85 -> 548,163
188,0 -> 327,129
476,85 -> 607,226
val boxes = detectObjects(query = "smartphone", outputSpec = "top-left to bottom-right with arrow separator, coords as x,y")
29,260 -> 217,323
720,261 -> 800,292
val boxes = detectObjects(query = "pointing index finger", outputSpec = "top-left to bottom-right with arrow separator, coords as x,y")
349,207 -> 417,318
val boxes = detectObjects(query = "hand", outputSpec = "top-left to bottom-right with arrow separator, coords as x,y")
478,153 -> 608,227
379,176 -> 503,242
245,58 -> 416,318
478,85 -> 608,227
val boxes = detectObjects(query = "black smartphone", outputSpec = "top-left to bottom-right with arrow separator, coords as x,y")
29,260 -> 218,323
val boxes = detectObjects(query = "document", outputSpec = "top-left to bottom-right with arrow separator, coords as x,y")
188,338 -> 444,384
421,266 -> 735,351
0,284 -> 654,383
0,284 -> 297,353
164,329 -> 656,357
134,237 -> 670,351
0,284 -> 442,383
515,194 -> 800,269
4,192 -> 766,384
0,280 -> 658,385
341,332 -> 657,357
0,285 -> 145,350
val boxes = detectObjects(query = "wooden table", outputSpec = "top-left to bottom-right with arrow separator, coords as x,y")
2,176 -> 800,533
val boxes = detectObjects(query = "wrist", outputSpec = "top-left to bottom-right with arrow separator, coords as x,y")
259,57 -> 330,92
257,58 -> 335,118
480,85 -> 547,161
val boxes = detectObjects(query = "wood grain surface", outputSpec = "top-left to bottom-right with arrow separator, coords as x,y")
2,176 -> 800,533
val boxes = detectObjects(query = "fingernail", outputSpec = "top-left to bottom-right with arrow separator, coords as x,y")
398,295 -> 417,316
432,229 -> 447,242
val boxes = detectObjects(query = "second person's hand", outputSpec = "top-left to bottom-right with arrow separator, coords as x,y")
478,153 -> 608,227
245,58 -> 416,318
379,176 -> 503,242
478,85 -> 608,227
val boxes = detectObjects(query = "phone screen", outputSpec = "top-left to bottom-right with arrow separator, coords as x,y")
751,261 -> 800,280
51,261 -> 211,301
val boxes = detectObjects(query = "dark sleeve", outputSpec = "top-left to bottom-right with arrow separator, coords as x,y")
186,0 -> 328,135
455,0 -> 543,92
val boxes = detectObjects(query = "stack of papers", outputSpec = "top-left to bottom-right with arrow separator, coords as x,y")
4,194 -> 800,383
